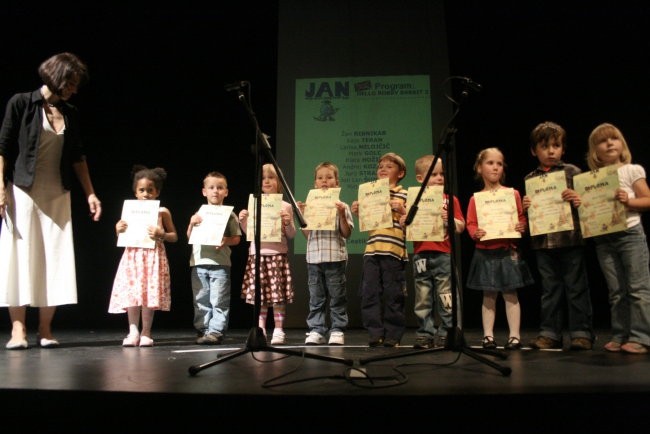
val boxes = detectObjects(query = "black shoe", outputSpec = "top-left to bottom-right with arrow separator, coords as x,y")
413,336 -> 434,349
368,337 -> 384,347
482,336 -> 497,349
383,339 -> 400,348
504,336 -> 522,350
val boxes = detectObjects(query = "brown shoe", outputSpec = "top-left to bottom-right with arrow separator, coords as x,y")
529,336 -> 562,350
621,342 -> 649,354
569,337 -> 593,351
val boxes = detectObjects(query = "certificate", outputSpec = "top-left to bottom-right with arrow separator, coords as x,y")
573,166 -> 627,238
246,193 -> 283,242
357,178 -> 392,232
188,204 -> 235,246
405,185 -> 445,241
474,188 -> 520,241
525,171 -> 574,236
117,200 -> 160,249
303,187 -> 340,231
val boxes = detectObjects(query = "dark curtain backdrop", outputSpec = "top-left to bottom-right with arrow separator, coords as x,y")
0,1 -> 648,332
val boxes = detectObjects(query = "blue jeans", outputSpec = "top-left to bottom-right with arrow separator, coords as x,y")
412,252 -> 456,339
534,246 -> 594,341
306,261 -> 348,335
359,255 -> 407,341
594,224 -> 650,346
191,265 -> 231,335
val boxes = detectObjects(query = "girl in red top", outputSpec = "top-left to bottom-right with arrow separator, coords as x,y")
465,147 -> 534,350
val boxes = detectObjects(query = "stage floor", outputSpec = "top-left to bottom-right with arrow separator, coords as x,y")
2,327 -> 648,433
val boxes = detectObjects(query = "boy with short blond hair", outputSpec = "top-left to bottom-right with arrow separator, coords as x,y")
406,155 -> 465,349
298,162 -> 354,345
187,171 -> 241,345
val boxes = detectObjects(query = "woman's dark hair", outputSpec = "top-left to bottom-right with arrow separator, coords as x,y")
38,52 -> 89,97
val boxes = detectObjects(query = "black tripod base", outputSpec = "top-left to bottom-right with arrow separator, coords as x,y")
188,327 -> 355,376
358,327 -> 512,377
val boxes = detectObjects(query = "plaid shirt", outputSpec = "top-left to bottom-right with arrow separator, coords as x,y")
305,203 -> 354,264
524,162 -> 585,250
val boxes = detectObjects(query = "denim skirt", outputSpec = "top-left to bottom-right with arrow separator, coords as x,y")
466,247 -> 534,292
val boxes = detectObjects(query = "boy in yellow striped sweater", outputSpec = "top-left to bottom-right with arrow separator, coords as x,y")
351,152 -> 408,347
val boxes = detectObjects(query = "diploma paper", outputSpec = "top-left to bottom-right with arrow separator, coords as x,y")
525,171 -> 574,236
117,200 -> 160,249
357,178 -> 392,232
188,204 -> 235,246
405,185 -> 445,241
303,188 -> 340,231
246,193 -> 283,242
474,188 -> 520,241
573,167 -> 627,238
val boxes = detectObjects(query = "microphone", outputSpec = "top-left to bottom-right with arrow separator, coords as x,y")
224,81 -> 248,92
459,77 -> 482,92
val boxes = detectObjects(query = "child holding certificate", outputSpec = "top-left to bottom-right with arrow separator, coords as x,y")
239,164 -> 296,345
109,165 -> 178,347
522,121 -> 595,351
187,171 -> 241,345
586,123 -> 650,354
401,155 -> 465,349
297,162 -> 354,345
465,148 -> 533,350
351,152 -> 408,347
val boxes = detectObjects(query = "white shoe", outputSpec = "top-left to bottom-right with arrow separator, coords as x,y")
139,336 -> 154,347
305,331 -> 326,345
6,338 -> 29,350
270,329 -> 286,345
39,337 -> 60,348
328,331 -> 344,345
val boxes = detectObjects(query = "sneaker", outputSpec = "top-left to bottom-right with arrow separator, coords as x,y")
305,331 -> 326,345
569,337 -> 593,351
435,335 -> 447,348
122,333 -> 140,347
368,337 -> 384,347
529,336 -> 562,350
270,329 -> 286,345
604,341 -> 622,352
139,336 -> 154,347
413,335 -> 434,349
383,338 -> 399,347
196,332 -> 223,345
328,331 -> 344,345
621,342 -> 649,354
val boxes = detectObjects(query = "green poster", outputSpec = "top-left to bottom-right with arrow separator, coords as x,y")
294,75 -> 433,254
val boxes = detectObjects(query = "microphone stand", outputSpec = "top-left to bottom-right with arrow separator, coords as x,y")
189,86 -> 354,376
357,78 -> 511,376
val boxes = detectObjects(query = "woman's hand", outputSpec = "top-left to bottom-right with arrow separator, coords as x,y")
88,194 -> 102,221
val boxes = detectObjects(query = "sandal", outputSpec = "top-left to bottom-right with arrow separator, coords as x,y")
621,342 -> 648,354
505,336 -> 522,350
482,336 -> 497,349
